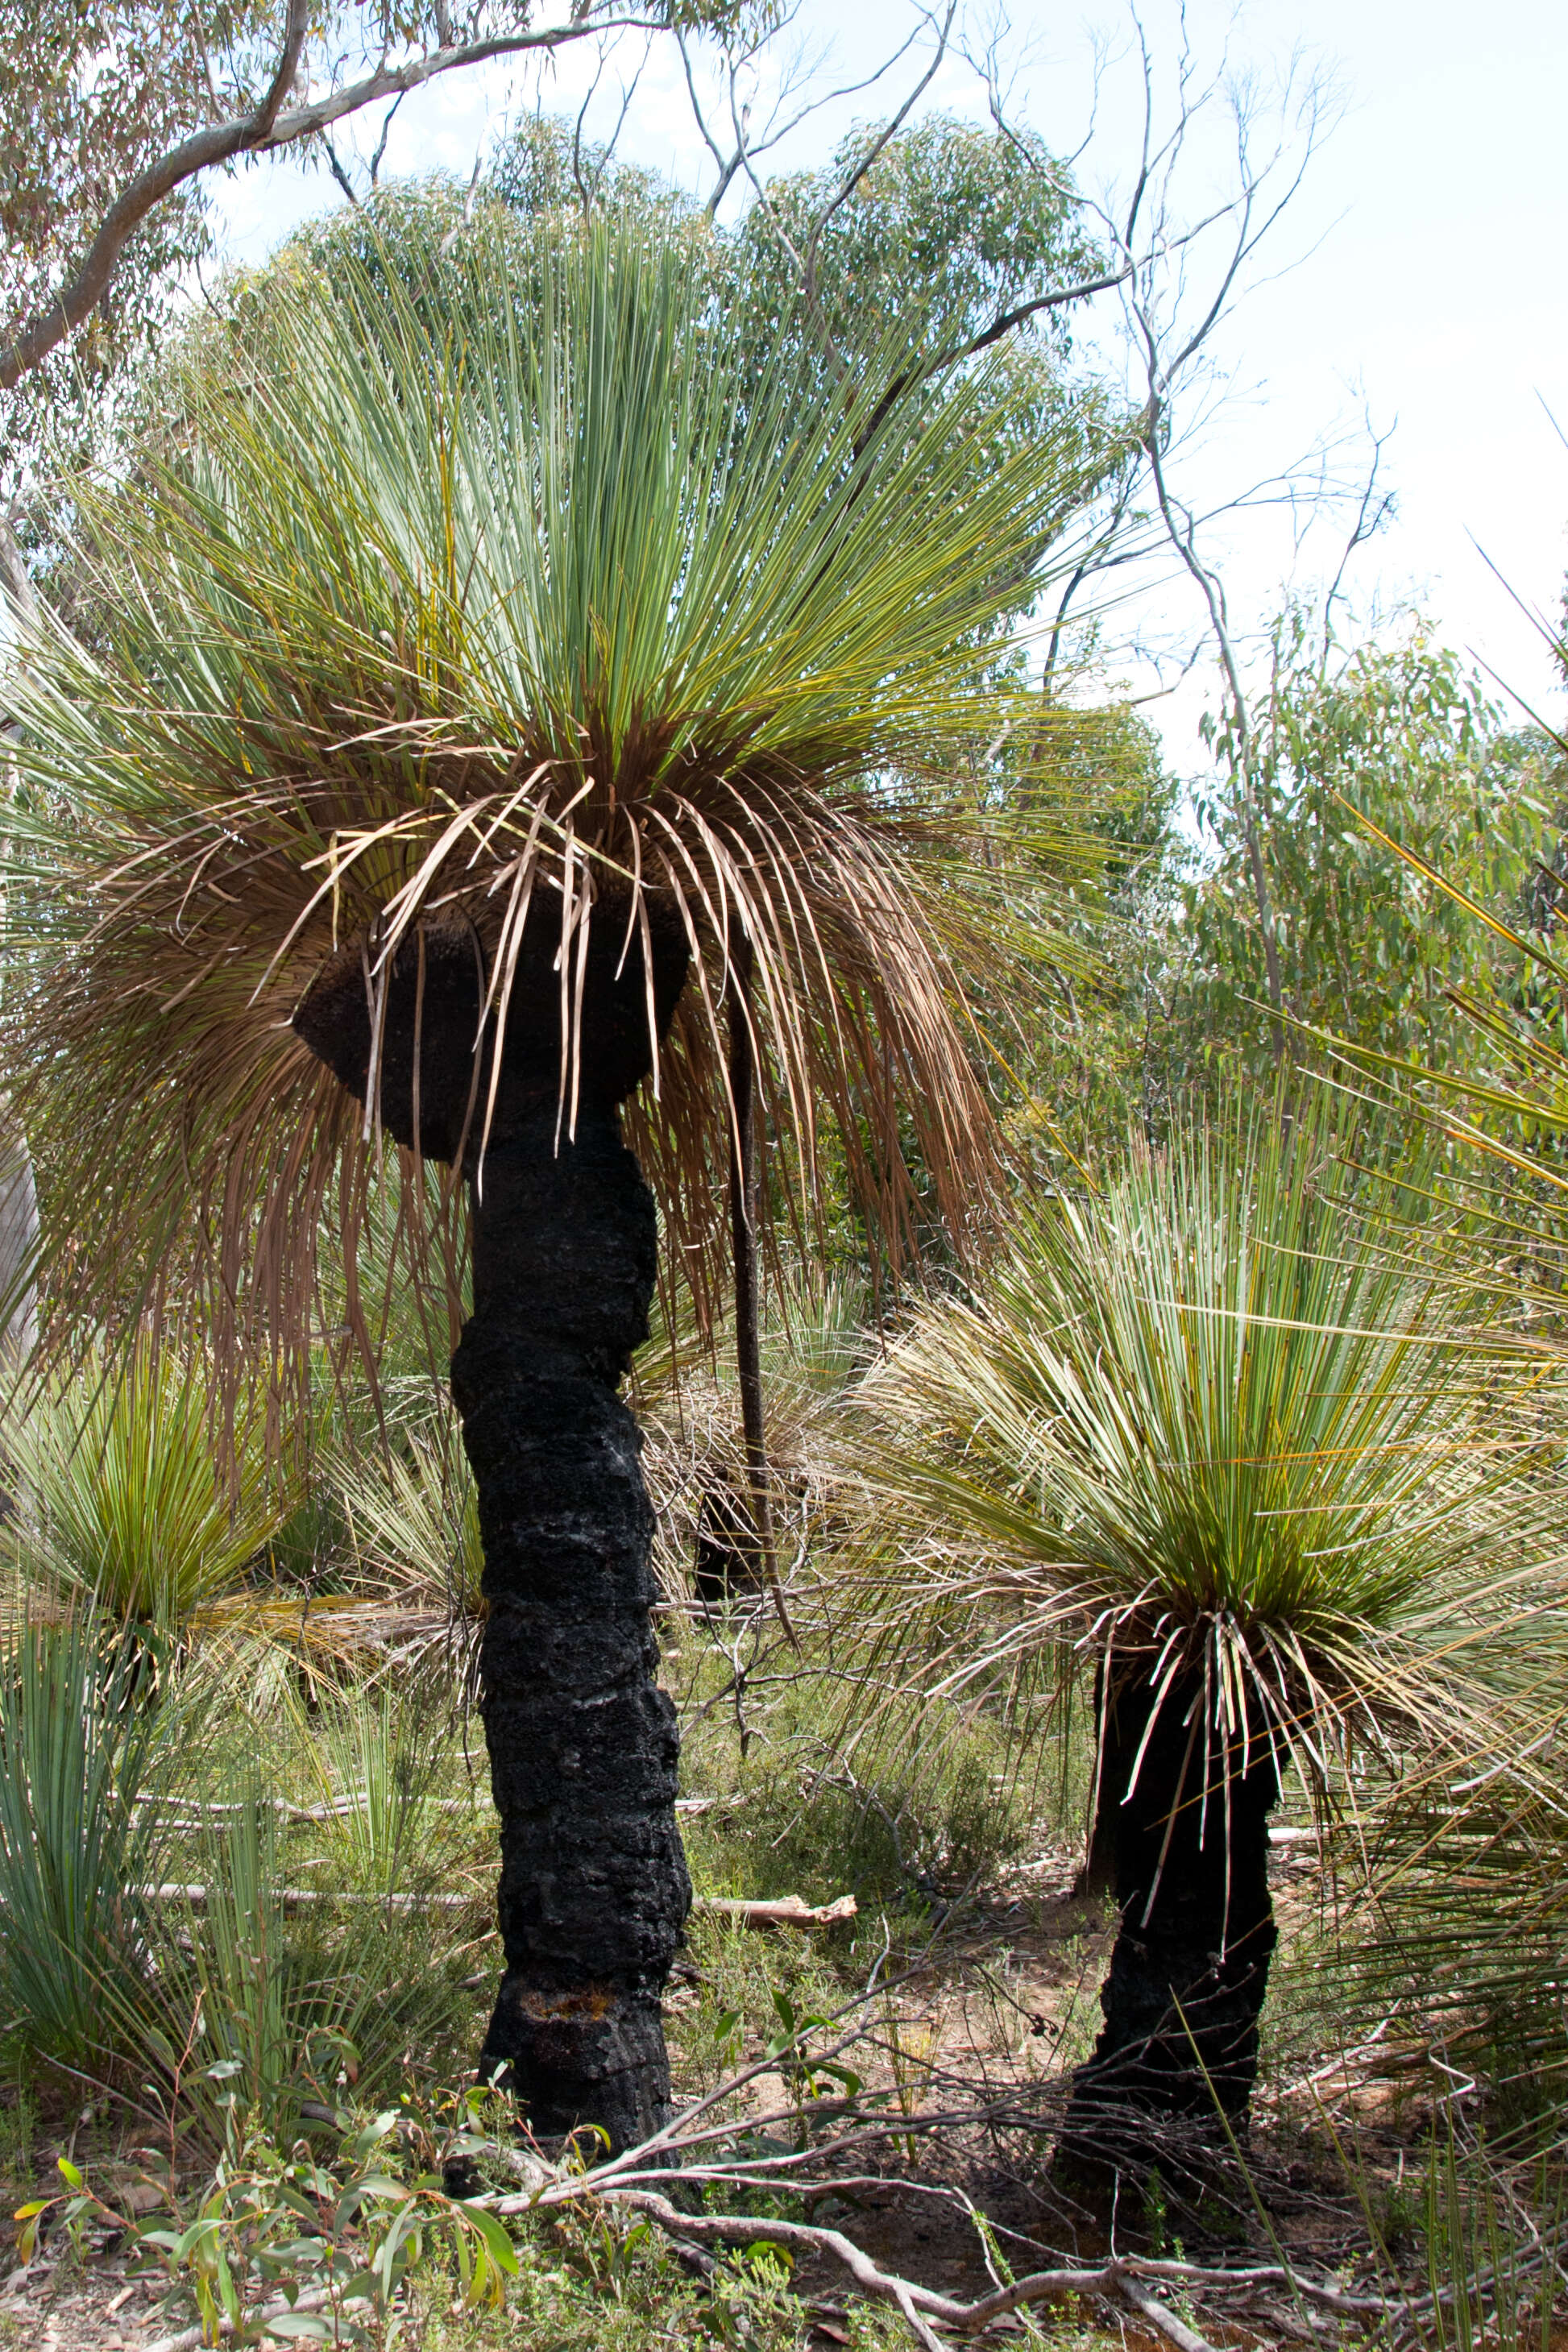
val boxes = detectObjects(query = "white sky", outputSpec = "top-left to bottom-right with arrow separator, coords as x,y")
209,0 -> 1568,774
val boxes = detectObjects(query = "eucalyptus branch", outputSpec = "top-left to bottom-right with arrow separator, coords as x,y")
1321,420 -> 1396,667
0,1 -> 662,392
799,0 -> 956,324
730,2 -> 962,395
367,89 -> 406,189
1040,19 -> 1344,1054
0,0 -> 310,388
321,131 -> 361,207
1142,395 -> 1286,1044
678,12 -> 885,222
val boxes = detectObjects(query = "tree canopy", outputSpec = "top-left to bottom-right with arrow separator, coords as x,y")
2,213 -> 1114,1380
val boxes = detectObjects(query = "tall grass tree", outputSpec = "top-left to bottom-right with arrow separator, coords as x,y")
850,1111 -> 1541,2170
0,219 -> 1107,2149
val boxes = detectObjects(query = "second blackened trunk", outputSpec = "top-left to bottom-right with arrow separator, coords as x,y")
1060,1671 -> 1280,2174
724,937 -> 778,1601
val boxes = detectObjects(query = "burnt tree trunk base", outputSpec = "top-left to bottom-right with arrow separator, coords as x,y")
454,1108 -> 691,2153
1058,1673 -> 1280,2187
294,908 -> 693,2157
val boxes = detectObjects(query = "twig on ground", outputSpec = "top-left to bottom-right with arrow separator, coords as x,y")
701,1893 -> 857,1928
144,2284 -> 363,2352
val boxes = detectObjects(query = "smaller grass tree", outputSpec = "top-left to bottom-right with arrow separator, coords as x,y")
2,1344 -> 282,1632
852,1110 -> 1541,2171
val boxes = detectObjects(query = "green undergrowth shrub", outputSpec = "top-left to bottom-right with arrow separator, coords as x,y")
674,1647 -> 1037,1919
0,1620 -> 487,2146
667,1910 -> 853,2104
19,2080 -> 913,2352
404,2246 -> 911,2352
662,1639 -> 1058,2113
400,2125 -> 919,2352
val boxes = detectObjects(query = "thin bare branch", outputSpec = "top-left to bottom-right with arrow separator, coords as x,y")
367,90 -> 407,189
321,132 -> 361,207
799,0 -> 956,354
1321,417 -> 1396,666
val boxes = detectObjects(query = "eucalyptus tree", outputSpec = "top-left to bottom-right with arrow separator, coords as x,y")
1,219 -> 1106,2150
1176,614 -> 1546,1091
294,110 -> 1129,528
0,0 -> 736,411
852,1114 -> 1531,2167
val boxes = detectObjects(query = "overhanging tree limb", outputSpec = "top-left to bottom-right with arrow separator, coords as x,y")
0,0 -> 309,391
0,2 -> 666,394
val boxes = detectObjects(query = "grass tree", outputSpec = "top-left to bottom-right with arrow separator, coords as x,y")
0,220 -> 1101,2150
1,1344 -> 282,1633
852,1114 -> 1536,2169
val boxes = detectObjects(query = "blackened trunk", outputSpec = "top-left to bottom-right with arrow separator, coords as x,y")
451,1104 -> 690,2150
293,906 -> 693,2156
1060,1673 -> 1280,2175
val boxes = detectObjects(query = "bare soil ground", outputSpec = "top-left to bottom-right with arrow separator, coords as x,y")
0,1834 -> 1471,2350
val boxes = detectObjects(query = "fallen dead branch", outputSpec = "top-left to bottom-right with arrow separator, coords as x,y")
699,1893 -> 858,1928
136,1882 -> 475,1914
131,1790 -> 414,1823
142,1789 -> 721,1822
500,2176 -> 1383,2352
131,1885 -> 856,1929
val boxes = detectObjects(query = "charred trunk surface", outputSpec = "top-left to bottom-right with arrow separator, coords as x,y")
1060,1674 -> 1280,2177
453,1105 -> 690,2150
294,906 -> 691,2155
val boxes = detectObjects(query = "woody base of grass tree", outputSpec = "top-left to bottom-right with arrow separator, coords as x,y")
1057,1673 -> 1280,2188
